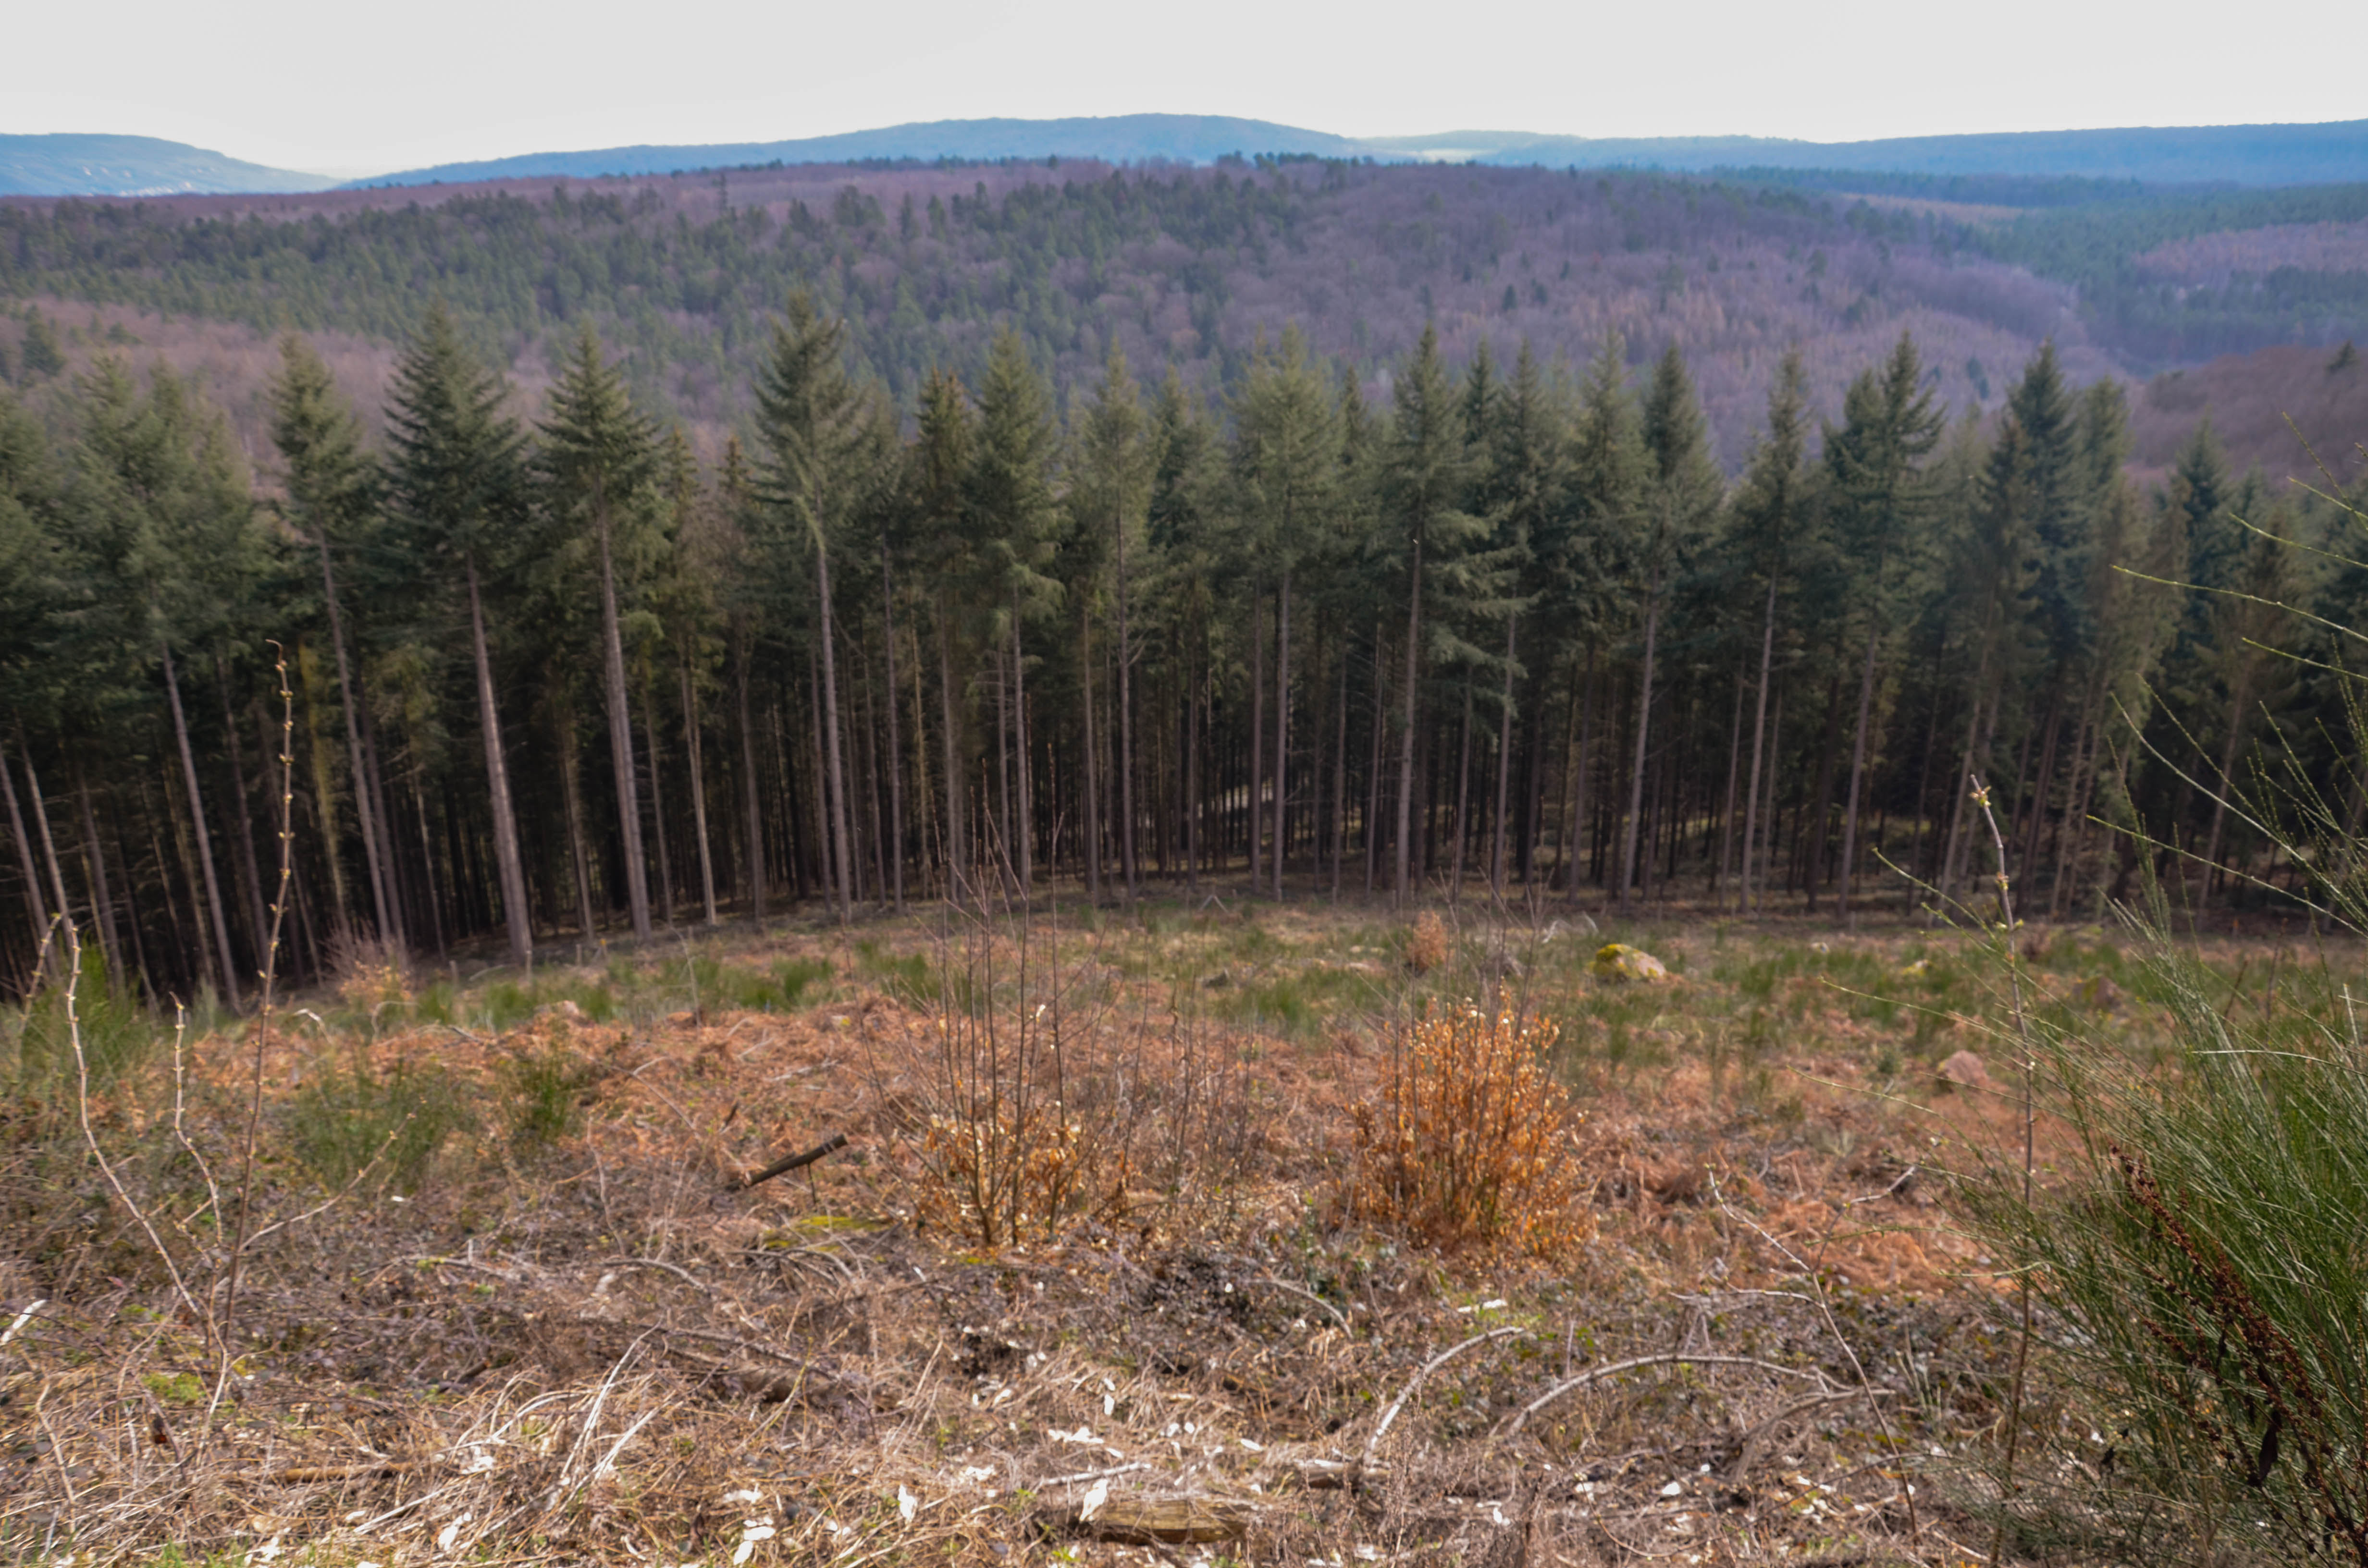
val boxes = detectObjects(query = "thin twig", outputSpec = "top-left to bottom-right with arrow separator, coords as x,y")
1973,772 -> 2038,1567
212,642 -> 300,1446
1359,1325 -> 1526,1484
1256,1274 -> 1351,1331
1501,1353 -> 1832,1437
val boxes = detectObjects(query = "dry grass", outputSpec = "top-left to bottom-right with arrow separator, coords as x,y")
0,900 -> 2311,1566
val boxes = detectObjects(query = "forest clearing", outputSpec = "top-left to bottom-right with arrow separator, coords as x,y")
0,886 -> 2337,1568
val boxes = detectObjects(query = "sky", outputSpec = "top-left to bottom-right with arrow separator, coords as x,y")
7,0 -> 2359,177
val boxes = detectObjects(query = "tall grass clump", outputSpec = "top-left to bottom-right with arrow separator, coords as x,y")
1961,935 -> 2368,1563
1345,1002 -> 1591,1257
7,946 -> 157,1099
290,1054 -> 474,1192
1963,470 -> 2368,1563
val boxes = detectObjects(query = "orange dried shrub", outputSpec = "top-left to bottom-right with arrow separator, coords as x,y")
917,1104 -> 1131,1247
1345,1004 -> 1592,1258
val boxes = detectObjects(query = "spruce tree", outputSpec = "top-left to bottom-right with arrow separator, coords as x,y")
384,302 -> 535,967
540,326 -> 665,940
1825,333 -> 1942,920
966,330 -> 1062,894
269,335 -> 398,946
1071,347 -> 1154,900
1232,326 -> 1337,898
1622,344 -> 1719,914
1380,324 -> 1486,906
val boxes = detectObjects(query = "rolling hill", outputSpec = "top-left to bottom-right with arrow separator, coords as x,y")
6,156 -> 2364,490
0,134 -> 340,196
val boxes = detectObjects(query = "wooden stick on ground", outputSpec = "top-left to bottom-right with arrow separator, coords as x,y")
728,1132 -> 849,1191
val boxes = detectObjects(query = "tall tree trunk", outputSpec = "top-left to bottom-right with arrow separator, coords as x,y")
2202,666 -> 2254,899
881,559 -> 907,913
596,514 -> 653,941
1185,649 -> 1201,894
413,772 -> 446,956
1394,543 -> 1424,907
680,654 -> 719,925
217,662 -> 271,955
817,544 -> 854,922
1250,588 -> 1265,894
640,673 -> 675,924
994,640 -> 1012,886
74,764 -> 121,984
1491,616 -> 1517,900
106,788 -> 152,995
1717,662 -> 1745,911
463,559 -> 533,965
297,653 -> 353,947
557,707 -> 598,940
1450,682 -> 1473,905
1012,602 -> 1033,896
1118,502 -> 1139,903
161,639 -> 243,1006
1273,570 -> 1290,900
0,733 -> 49,965
1080,598 -> 1101,900
1565,645 -> 1597,904
159,747 -> 216,994
735,625 -> 766,920
1617,568 -> 1663,917
314,522 -> 395,943
1802,675 -> 1844,911
1741,574 -> 1778,918
1332,646 -> 1350,905
358,702 -> 405,947
1367,621 -> 1387,899
1835,615 -> 1884,925
936,600 -> 966,901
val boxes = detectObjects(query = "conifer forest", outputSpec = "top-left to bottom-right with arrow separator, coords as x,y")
0,157 -> 2361,1004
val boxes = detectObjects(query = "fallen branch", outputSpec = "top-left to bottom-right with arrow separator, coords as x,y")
1502,1353 -> 1833,1437
1042,1460 -> 1152,1487
729,1132 -> 850,1191
1360,1326 -> 1527,1484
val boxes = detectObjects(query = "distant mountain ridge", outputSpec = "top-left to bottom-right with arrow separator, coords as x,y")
353,115 -> 2368,190
3,116 -> 2362,199
0,134 -> 338,196
352,115 -> 1371,186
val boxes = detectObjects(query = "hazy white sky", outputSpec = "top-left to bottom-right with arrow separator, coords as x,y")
7,0 -> 2356,176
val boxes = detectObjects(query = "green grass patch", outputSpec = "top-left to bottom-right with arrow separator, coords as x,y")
289,1054 -> 474,1192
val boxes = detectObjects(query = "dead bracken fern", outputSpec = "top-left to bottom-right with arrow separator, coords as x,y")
1345,1003 -> 1591,1257
1403,910 -> 1450,974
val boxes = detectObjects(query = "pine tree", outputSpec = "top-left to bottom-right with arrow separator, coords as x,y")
384,302 -> 535,967
966,330 -> 1062,894
542,326 -> 665,940
71,359 -> 264,1005
270,335 -> 398,946
1825,333 -> 1942,920
911,368 -> 976,896
1070,347 -> 1154,900
1725,349 -> 1821,917
1380,324 -> 1486,906
1233,326 -> 1337,898
1622,344 -> 1720,914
